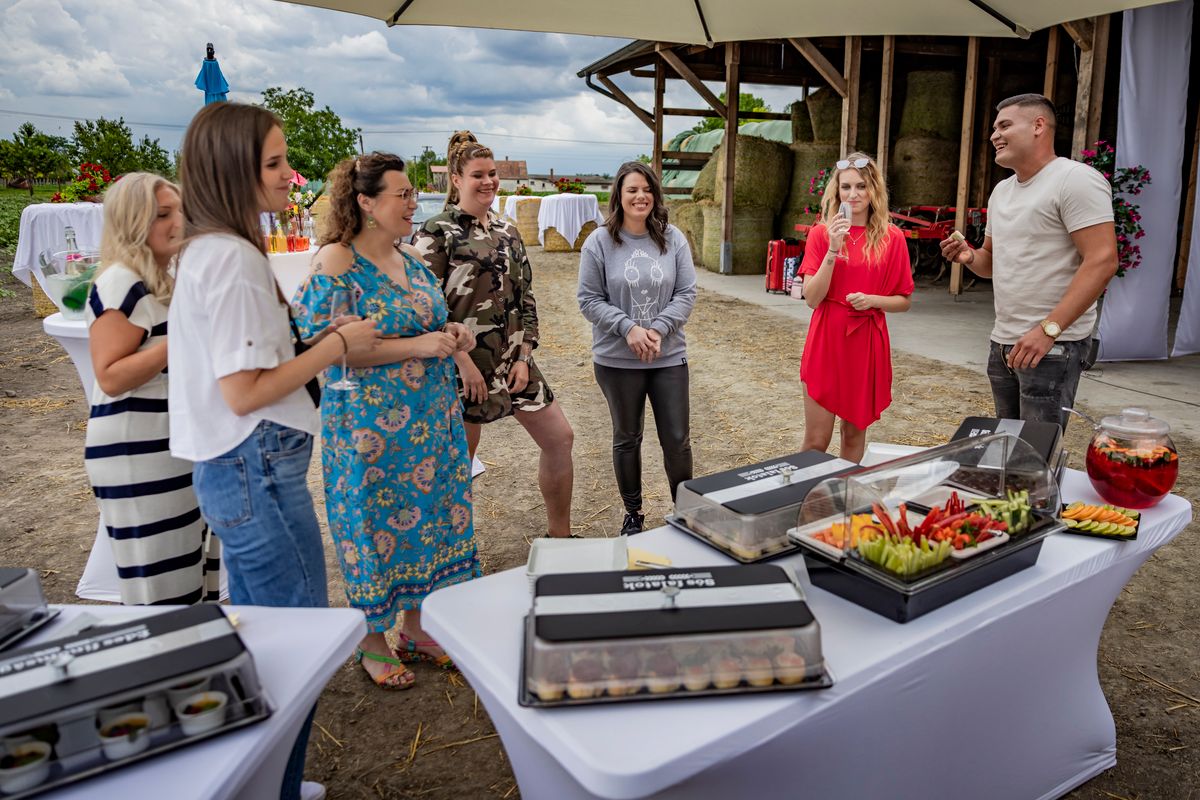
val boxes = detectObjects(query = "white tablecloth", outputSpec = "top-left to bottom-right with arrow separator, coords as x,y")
11,202 -> 105,288
536,194 -> 604,246
28,605 -> 364,800
502,195 -> 539,224
423,471 -> 1192,800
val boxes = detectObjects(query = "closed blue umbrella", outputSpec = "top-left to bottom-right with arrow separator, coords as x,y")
195,42 -> 229,105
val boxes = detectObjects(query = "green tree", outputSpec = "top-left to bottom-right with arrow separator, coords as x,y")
135,135 -> 174,178
406,147 -> 447,191
690,93 -> 771,134
261,87 -> 360,181
636,153 -> 652,164
0,123 -> 71,195
71,117 -> 141,175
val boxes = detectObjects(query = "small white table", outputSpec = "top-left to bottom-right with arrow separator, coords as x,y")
423,471 -> 1192,800
32,604 -> 364,800
11,202 -> 104,289
537,194 -> 603,246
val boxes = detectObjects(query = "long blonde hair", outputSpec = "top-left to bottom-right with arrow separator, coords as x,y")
820,151 -> 891,264
99,172 -> 180,302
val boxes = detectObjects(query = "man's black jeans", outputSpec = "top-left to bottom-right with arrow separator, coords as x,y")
986,338 -> 1090,430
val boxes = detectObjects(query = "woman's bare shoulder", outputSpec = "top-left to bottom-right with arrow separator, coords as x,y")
312,243 -> 355,276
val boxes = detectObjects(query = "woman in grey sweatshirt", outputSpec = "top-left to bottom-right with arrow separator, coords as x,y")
578,162 -> 697,534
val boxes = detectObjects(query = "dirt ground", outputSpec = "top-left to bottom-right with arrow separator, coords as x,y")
1,248 -> 1196,799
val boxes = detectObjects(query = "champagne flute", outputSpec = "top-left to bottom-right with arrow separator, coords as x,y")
327,289 -> 358,391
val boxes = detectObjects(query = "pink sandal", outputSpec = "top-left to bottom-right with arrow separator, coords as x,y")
395,632 -> 454,670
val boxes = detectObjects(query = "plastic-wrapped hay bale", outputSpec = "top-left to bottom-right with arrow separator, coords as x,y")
779,141 -> 840,238
691,156 -> 718,201
898,71 -> 963,142
543,221 -> 597,252
807,88 -> 843,142
671,201 -> 706,265
791,100 -> 813,143
714,134 -> 793,213
514,197 -> 542,246
889,136 -> 960,207
700,201 -> 775,275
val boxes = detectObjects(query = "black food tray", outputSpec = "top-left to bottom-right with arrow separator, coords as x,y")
3,670 -> 270,799
0,608 -> 60,653
664,514 -> 800,564
517,617 -> 833,708
1057,502 -> 1140,541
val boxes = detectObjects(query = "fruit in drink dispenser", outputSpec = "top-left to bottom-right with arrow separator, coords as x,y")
1083,408 -> 1178,509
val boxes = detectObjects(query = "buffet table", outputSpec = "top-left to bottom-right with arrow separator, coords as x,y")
25,604 -> 364,800
536,193 -> 603,247
422,470 -> 1192,800
11,202 -> 104,289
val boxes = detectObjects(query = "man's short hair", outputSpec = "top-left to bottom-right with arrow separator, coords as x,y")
996,94 -> 1057,129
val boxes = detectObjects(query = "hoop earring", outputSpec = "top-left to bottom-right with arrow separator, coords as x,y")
366,215 -> 377,229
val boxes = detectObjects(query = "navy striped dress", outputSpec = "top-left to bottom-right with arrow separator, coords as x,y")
84,265 -> 220,605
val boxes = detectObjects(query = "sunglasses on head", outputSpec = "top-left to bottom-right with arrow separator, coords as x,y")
836,158 -> 870,169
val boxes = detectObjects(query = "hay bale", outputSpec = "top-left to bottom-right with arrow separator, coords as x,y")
889,135 -> 960,206
700,201 -> 775,275
671,201 -> 706,265
852,82 -> 880,154
714,134 -> 793,213
31,283 -> 57,318
691,156 -> 718,201
791,100 -> 814,144
807,88 -> 842,142
514,197 -> 542,246
542,221 -> 597,252
898,71 -> 963,141
779,141 -> 841,238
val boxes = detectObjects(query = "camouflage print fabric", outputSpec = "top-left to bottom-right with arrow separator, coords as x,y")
411,205 -> 554,424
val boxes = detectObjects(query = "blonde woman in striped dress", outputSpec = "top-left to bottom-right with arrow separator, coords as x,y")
84,173 -> 220,605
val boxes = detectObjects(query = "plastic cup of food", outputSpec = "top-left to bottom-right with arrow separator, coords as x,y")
174,691 -> 228,736
98,713 -> 152,760
166,676 -> 211,713
0,741 -> 52,794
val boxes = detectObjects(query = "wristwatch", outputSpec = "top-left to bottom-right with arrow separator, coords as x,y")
1039,320 -> 1062,339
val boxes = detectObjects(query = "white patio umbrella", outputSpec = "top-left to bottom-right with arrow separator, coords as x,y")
279,0 -> 1176,43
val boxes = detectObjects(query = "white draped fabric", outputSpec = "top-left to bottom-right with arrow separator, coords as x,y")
1098,0 -> 1192,361
537,193 -> 604,246
11,202 -> 105,288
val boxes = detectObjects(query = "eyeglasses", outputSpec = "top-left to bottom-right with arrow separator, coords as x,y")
836,158 -> 870,170
383,190 -> 420,202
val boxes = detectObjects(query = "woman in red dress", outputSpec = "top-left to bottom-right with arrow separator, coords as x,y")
799,152 -> 914,463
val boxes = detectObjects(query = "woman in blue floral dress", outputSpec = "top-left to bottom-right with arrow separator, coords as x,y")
294,152 -> 480,689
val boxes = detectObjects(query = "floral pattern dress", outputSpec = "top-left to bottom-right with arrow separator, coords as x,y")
293,247 -> 480,632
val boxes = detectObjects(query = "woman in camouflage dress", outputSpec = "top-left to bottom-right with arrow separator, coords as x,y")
412,132 -> 575,538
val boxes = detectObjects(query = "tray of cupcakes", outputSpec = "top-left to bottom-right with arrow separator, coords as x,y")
520,564 -> 832,707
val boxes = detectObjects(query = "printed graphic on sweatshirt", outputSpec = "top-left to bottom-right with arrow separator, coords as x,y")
624,249 -> 664,324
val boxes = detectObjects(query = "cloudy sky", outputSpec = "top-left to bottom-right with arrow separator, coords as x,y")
0,0 -> 804,176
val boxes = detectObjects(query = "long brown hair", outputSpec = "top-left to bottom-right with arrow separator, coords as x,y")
322,151 -> 408,245
179,102 -> 280,254
99,173 -> 180,302
445,130 -> 494,208
819,151 -> 891,264
606,161 -> 669,254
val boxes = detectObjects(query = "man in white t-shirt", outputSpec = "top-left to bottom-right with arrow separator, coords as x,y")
941,93 -> 1117,429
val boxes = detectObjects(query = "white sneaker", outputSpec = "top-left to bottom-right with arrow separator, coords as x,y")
300,782 -> 326,800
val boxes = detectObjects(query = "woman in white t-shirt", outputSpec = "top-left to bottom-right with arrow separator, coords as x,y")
168,102 -> 379,800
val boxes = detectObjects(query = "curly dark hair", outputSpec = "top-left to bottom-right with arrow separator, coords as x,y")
321,151 -> 407,245
605,161 -> 670,254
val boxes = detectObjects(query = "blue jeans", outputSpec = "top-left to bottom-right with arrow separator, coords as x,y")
193,420 -> 328,800
986,339 -> 1090,431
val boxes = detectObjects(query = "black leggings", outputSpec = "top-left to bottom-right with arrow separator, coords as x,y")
593,362 -> 693,514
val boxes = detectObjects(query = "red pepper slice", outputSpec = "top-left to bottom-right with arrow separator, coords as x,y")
872,503 -> 898,537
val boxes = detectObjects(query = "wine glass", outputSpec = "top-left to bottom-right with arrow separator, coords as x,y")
327,289 -> 358,391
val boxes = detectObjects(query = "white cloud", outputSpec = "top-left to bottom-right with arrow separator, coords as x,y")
314,31 -> 403,62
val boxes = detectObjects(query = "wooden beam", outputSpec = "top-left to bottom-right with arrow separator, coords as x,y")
1043,26 -> 1060,102
721,42 -> 740,275
662,150 -> 711,162
877,35 -> 895,176
951,37 -> 980,296
653,59 -> 665,179
1175,100 -> 1200,290
596,75 -> 654,131
787,38 -> 847,97
658,45 -> 727,118
662,107 -> 790,120
972,55 -> 998,208
840,36 -> 862,155
1062,18 -> 1094,51
1085,15 -> 1110,149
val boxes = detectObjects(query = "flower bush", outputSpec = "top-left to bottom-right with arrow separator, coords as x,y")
555,177 -> 585,194
514,184 -> 533,196
1079,141 -> 1150,278
803,168 -> 831,214
51,162 -> 113,203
